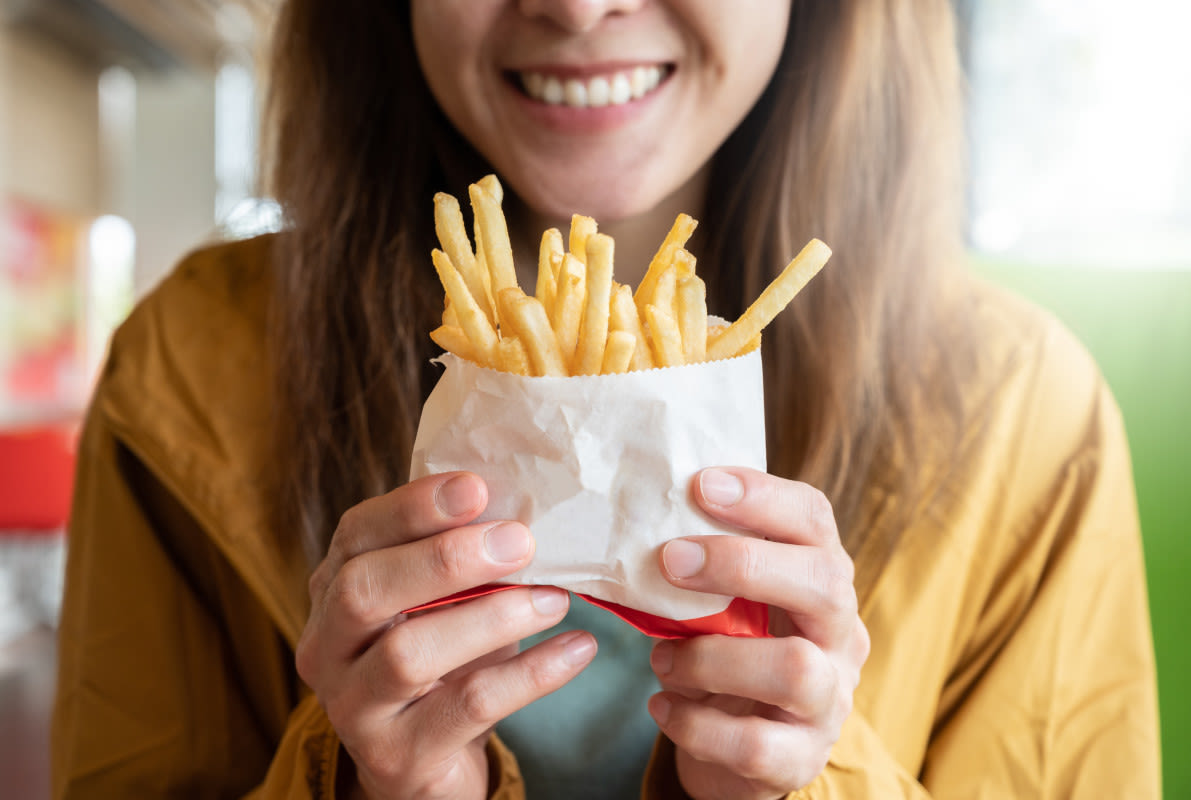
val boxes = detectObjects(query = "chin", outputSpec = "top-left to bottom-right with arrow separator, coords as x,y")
515,173 -> 664,223
492,148 -> 672,219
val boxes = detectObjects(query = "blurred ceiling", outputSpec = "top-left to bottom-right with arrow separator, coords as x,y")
1,0 -> 276,72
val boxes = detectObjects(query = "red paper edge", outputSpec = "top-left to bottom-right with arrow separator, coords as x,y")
404,584 -> 771,639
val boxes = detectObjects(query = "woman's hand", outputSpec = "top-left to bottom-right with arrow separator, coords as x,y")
295,471 -> 597,800
648,467 -> 870,800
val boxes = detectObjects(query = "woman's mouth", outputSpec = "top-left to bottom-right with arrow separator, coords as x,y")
514,65 -> 671,108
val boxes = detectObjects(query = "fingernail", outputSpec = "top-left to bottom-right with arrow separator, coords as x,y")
485,522 -> 531,563
649,695 -> 671,725
700,468 -> 743,507
662,539 -> 705,579
530,587 -> 569,616
436,475 -> 479,517
561,632 -> 597,667
650,642 -> 674,676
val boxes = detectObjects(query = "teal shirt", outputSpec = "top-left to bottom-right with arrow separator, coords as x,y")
496,597 -> 660,798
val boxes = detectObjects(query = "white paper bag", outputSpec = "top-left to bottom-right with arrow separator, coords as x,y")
409,350 -> 767,620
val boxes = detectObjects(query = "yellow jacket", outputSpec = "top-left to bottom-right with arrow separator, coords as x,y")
52,235 -> 1160,798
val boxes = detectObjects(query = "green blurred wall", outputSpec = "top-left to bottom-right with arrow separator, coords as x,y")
975,258 -> 1190,797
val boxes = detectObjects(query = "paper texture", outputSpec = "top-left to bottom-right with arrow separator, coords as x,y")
409,350 -> 767,620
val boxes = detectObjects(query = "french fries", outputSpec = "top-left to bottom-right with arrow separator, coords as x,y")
429,175 -> 831,377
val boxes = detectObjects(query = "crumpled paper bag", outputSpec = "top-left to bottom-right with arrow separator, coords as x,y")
409,349 -> 767,625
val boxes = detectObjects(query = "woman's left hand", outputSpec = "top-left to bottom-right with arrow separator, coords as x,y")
648,467 -> 871,800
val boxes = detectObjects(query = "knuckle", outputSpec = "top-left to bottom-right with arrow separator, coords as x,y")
802,486 -> 836,540
307,562 -> 329,603
774,637 -> 816,697
809,557 -> 857,617
426,532 -> 470,584
733,726 -> 781,780
455,671 -> 500,727
380,624 -> 438,689
294,633 -> 319,686
725,538 -> 766,587
331,557 -> 383,626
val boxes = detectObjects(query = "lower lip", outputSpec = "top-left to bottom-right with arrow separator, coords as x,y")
504,74 -> 668,135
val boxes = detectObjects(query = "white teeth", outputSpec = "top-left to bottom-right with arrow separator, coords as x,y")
519,65 -> 665,108
541,75 -> 564,105
587,75 -> 610,107
610,73 -> 631,104
564,78 -> 587,107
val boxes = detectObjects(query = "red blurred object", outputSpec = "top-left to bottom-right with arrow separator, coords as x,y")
0,423 -> 77,533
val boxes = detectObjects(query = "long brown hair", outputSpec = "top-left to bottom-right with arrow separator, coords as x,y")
265,0 -> 970,585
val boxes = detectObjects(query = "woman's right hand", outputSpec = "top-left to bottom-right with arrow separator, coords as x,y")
295,471 -> 597,800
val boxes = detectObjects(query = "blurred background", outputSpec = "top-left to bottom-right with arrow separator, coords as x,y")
0,1 -> 1186,798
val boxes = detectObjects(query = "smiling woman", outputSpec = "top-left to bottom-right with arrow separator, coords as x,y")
49,1 -> 1160,798
410,0 -> 790,234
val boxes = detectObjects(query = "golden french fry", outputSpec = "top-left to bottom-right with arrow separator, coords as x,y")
430,248 -> 499,365
568,214 -> 598,263
572,233 -> 615,375
443,297 -> 459,327
429,324 -> 479,363
651,265 -> 678,320
434,192 -> 495,326
499,287 -> 568,377
635,213 -> 697,312
551,253 -> 586,363
496,335 -> 531,376
469,183 -> 519,327
644,304 -> 684,368
477,173 -> 503,204
600,330 -> 636,375
707,238 -> 831,361
536,228 -> 564,311
609,283 -> 654,371
676,274 -> 708,363
673,248 -> 697,280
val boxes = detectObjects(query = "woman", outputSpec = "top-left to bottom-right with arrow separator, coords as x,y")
51,1 -> 1160,798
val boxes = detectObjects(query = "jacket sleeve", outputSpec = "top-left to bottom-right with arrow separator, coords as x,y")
917,380 -> 1160,797
50,408 -> 324,798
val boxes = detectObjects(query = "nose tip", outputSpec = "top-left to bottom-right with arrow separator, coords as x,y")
518,0 -> 646,34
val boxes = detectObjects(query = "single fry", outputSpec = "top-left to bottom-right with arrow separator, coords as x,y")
635,213 -> 698,312
673,247 -> 697,280
600,330 -> 636,375
552,254 -> 586,363
431,248 -> 499,365
477,173 -> 503,204
469,183 -> 519,325
499,288 -> 568,377
429,324 -> 478,364
676,274 -> 708,363
434,192 -> 495,326
645,304 -> 684,368
572,233 -> 615,375
536,228 -> 564,311
496,335 -> 531,376
610,283 -> 654,371
650,265 -> 678,319
568,214 -> 598,263
443,297 -> 459,327
707,238 -> 832,361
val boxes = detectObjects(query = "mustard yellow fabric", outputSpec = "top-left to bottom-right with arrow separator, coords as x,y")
51,235 -> 1160,798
